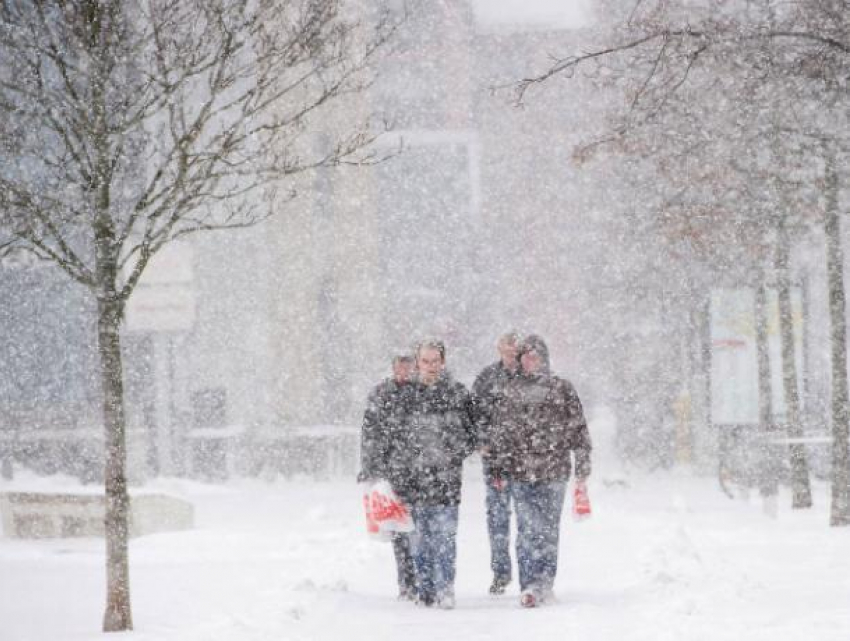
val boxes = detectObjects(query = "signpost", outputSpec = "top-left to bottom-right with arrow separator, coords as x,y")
710,287 -> 804,425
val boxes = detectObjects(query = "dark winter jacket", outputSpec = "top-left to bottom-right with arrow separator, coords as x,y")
390,373 -> 476,507
358,378 -> 411,483
486,370 -> 592,484
471,360 -> 519,449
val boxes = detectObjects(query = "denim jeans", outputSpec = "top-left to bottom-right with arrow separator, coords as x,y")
409,505 -> 459,602
512,480 -> 567,594
483,461 -> 512,580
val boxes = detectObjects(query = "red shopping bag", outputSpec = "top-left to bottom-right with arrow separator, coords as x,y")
572,481 -> 592,521
362,480 -> 414,538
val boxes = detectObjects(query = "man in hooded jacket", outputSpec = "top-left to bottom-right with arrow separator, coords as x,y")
485,334 -> 592,608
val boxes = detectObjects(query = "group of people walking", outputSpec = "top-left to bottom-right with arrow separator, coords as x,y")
358,333 -> 592,609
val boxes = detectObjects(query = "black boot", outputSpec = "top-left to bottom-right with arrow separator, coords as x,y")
488,575 -> 511,595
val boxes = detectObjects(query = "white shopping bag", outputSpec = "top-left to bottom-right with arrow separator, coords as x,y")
362,479 -> 414,538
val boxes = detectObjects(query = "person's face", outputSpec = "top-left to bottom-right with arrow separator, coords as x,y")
498,339 -> 518,371
520,350 -> 542,374
392,359 -> 414,384
416,347 -> 444,385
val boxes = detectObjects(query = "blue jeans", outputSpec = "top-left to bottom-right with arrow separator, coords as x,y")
409,505 -> 459,602
512,481 -> 567,594
484,462 -> 512,580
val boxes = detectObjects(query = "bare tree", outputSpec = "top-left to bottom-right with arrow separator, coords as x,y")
0,0 -> 396,631
754,260 -> 779,513
823,143 -> 850,526
509,0 -> 849,524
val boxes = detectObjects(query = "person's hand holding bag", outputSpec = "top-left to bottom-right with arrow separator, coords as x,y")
572,478 -> 591,521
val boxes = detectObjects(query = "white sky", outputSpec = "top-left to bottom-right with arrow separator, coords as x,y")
471,0 -> 593,33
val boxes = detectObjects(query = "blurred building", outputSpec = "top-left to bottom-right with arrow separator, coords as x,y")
0,0 -> 619,480
4,0 -> 769,479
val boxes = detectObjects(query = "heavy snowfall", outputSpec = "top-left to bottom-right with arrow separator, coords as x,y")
3,412 -> 850,641
1,1 -> 850,639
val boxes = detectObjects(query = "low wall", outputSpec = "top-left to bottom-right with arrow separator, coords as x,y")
0,491 -> 194,539
242,425 -> 359,480
0,427 -> 150,484
2,424 -> 360,483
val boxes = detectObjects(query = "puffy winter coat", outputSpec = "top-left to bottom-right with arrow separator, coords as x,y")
389,373 -> 476,507
471,361 -> 518,448
358,377 -> 411,483
487,372 -> 592,483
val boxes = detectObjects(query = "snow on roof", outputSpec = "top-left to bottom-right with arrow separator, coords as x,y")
471,0 -> 592,34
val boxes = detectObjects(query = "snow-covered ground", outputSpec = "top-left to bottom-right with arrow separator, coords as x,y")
2,452 -> 849,640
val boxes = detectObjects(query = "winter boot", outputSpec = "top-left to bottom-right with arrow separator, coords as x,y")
397,586 -> 416,602
489,575 -> 511,595
415,593 -> 435,608
519,590 -> 538,608
436,589 -> 456,610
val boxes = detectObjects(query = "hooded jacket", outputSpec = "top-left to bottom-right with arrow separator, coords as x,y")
486,335 -> 592,483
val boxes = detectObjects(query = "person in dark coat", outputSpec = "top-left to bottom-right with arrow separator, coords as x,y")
485,334 -> 592,608
471,331 -> 520,595
358,354 -> 417,600
395,339 -> 476,609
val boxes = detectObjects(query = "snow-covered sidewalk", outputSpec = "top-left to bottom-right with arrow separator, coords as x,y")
1,465 -> 848,641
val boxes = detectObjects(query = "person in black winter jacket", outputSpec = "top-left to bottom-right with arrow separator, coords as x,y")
471,331 -> 520,595
395,340 -> 476,609
486,334 -> 592,609
358,354 -> 417,600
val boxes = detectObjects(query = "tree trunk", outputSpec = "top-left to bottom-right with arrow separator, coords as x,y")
98,296 -> 133,632
82,3 -> 134,627
701,291 -> 712,429
824,151 -> 850,527
775,217 -> 812,509
754,267 -> 779,512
